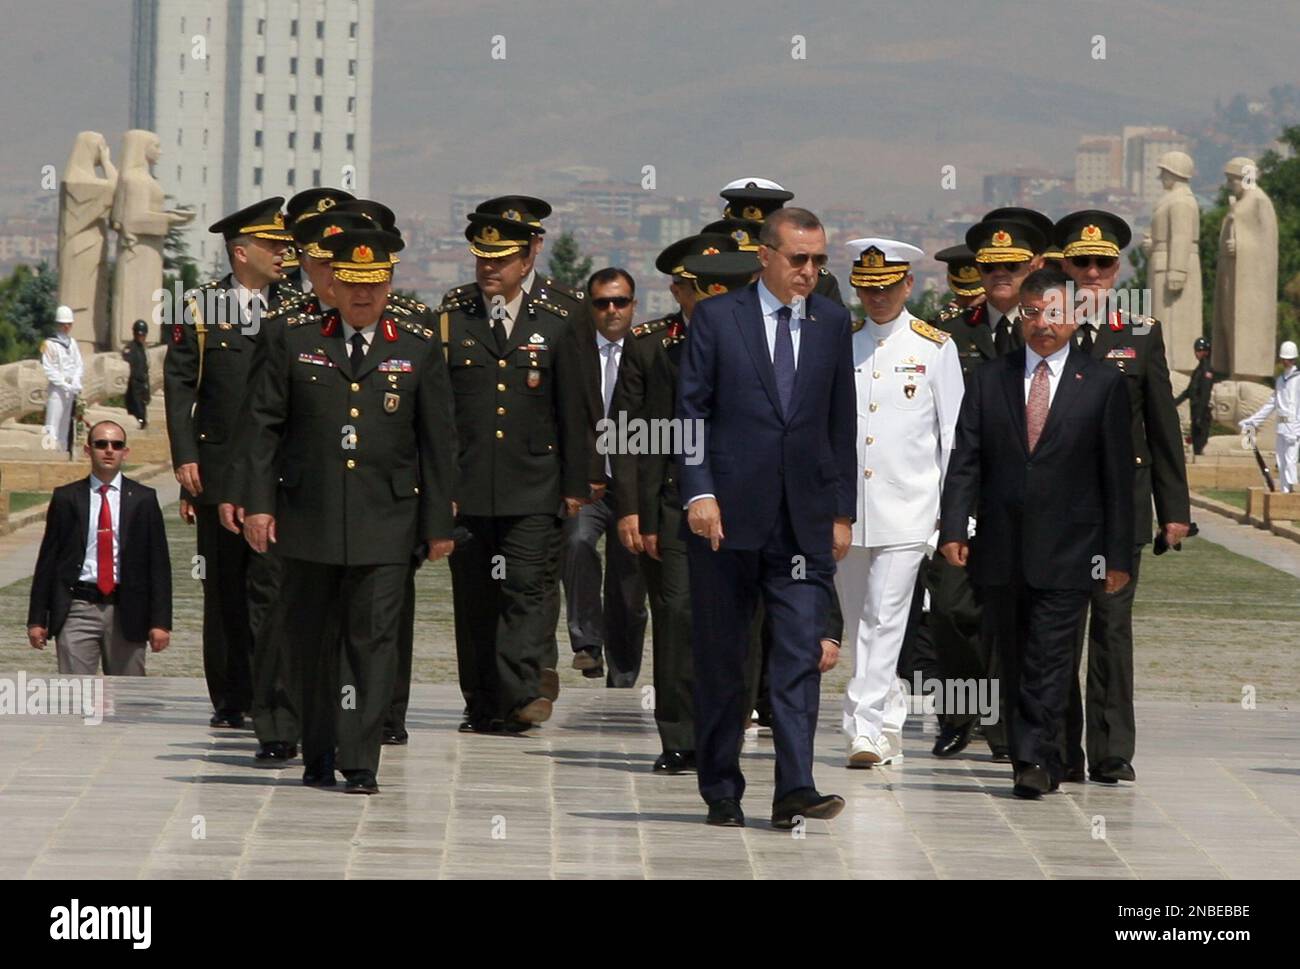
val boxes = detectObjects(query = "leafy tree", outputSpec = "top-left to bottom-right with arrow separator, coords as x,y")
0,262 -> 59,363
546,231 -> 592,290
906,287 -> 944,322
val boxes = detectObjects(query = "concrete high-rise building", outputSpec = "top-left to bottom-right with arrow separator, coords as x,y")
131,0 -> 374,269
1075,135 -> 1124,196
1122,126 -> 1188,202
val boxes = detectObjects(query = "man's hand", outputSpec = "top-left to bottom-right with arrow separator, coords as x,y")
243,513 -> 276,553
563,497 -> 585,518
642,534 -> 661,561
818,640 -> 840,673
1104,570 -> 1131,595
178,498 -> 196,525
148,628 -> 171,653
687,497 -> 724,551
27,625 -> 47,650
617,514 -> 643,554
940,540 -> 969,568
590,482 -> 607,502
833,518 -> 852,562
218,503 -> 244,534
175,462 -> 202,496
426,538 -> 455,561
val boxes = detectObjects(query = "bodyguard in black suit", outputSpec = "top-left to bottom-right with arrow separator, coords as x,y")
677,210 -> 856,829
27,420 -> 171,675
1056,210 -> 1191,785
939,269 -> 1134,797
163,197 -> 297,729
242,229 -> 457,794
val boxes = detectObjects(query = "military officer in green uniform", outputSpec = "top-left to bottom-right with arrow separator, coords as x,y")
441,211 -> 590,733
931,243 -> 985,326
1174,337 -> 1219,454
241,228 -> 457,794
163,197 -> 296,732
718,177 -> 843,305
1055,209 -> 1190,785
282,188 -> 356,294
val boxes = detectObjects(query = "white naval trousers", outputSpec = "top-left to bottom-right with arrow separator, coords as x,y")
44,386 -> 76,452
1278,433 -> 1298,493
837,542 -> 928,744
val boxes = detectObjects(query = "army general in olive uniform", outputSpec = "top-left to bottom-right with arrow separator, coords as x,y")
441,210 -> 590,733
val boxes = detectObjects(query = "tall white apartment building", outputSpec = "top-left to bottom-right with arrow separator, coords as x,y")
130,0 -> 374,269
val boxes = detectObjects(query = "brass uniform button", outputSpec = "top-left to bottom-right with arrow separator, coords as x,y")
1136,456 -> 1143,465
498,359 -> 508,368
873,370 -> 881,379
346,459 -> 356,469
497,406 -> 506,416
497,383 -> 506,392
866,436 -> 874,445
351,382 -> 360,392
869,402 -> 879,412
495,430 -> 505,439
864,469 -> 873,478
350,407 -> 359,418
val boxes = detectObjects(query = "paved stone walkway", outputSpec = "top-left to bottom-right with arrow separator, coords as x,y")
1,678 -> 1296,879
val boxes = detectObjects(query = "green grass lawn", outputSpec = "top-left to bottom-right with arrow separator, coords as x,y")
1,503 -> 1297,703
7,492 -> 50,513
1200,489 -> 1248,510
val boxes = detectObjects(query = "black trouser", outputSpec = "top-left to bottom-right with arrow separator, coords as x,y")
561,490 -> 649,687
983,582 -> 1090,781
384,558 -> 420,736
928,552 -> 1006,744
280,558 -> 406,776
1066,547 -> 1142,771
897,564 -> 940,685
451,513 -> 562,722
639,500 -> 694,752
249,549 -> 301,745
1190,416 -> 1210,455
196,504 -> 253,717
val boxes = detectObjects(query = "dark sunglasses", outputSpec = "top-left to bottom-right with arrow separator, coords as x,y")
769,246 -> 829,269
978,261 -> 1027,274
1069,255 -> 1117,270
91,440 -> 127,451
591,296 -> 633,310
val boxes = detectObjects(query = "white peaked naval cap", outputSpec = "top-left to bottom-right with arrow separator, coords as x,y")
55,305 -> 75,324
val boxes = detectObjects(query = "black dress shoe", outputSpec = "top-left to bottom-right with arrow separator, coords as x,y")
382,728 -> 409,745
989,744 -> 1011,763
540,668 -> 560,702
209,712 -> 245,729
1090,757 -> 1136,783
1012,763 -> 1053,799
343,770 -> 379,795
931,722 -> 973,758
706,798 -> 745,827
1062,766 -> 1087,783
652,751 -> 697,775
771,788 -> 845,829
254,741 -> 296,762
302,753 -> 336,787
572,646 -> 605,679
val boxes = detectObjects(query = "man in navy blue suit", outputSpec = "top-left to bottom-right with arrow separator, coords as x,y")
676,208 -> 858,828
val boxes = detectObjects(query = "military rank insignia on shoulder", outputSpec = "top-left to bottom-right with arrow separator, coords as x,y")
530,297 -> 568,318
911,319 -> 950,344
397,319 -> 434,340
542,276 -> 584,302
441,282 -> 476,303
852,318 -> 866,333
391,292 -> 429,313
286,309 -> 323,329
935,302 -> 964,324
631,316 -> 671,339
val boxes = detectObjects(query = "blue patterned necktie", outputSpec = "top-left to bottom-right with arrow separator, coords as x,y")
774,304 -> 795,415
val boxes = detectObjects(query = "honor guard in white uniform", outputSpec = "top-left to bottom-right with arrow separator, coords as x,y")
838,240 -> 965,766
1241,340 -> 1300,492
42,305 -> 84,453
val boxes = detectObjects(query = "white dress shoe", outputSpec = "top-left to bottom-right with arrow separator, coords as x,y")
877,735 -> 905,766
847,736 -> 883,768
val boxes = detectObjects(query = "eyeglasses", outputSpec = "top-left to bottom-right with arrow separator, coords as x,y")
591,296 -> 633,310
978,261 -> 1027,274
768,246 -> 829,270
1069,256 -> 1117,270
1017,305 -> 1066,324
91,440 -> 127,451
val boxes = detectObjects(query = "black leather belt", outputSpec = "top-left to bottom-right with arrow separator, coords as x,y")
72,582 -> 117,605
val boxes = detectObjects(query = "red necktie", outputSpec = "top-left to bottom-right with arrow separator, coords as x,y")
97,483 -> 115,596
1026,360 -> 1051,452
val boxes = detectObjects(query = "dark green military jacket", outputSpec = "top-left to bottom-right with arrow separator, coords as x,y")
609,312 -> 685,535
931,301 -> 998,384
163,273 -> 298,505
1086,309 -> 1190,543
437,284 -> 590,517
241,304 -> 457,566
1173,359 -> 1220,416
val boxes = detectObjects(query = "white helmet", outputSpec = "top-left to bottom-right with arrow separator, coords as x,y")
1281,340 -> 1298,360
54,305 -> 74,324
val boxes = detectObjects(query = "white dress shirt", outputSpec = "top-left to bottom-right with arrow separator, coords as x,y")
1024,341 -> 1071,407
233,283 -> 269,325
1243,364 -> 1300,435
80,472 -> 122,585
756,278 -> 804,366
343,320 -> 378,357
491,290 -> 526,341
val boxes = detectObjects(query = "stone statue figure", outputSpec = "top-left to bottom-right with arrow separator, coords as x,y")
57,132 -> 118,350
109,130 -> 194,347
1142,150 -> 1202,374
1212,156 -> 1278,380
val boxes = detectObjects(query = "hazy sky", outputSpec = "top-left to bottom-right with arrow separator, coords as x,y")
2,0 -> 1297,218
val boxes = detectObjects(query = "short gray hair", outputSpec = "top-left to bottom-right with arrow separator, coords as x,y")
759,207 -> 823,247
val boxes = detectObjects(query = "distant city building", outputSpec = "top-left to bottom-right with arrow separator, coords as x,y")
1122,126 -> 1188,201
1075,135 -> 1125,195
982,169 -> 1069,208
130,0 -> 374,269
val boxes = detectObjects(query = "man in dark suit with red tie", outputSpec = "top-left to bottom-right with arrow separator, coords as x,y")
939,268 -> 1134,798
27,420 -> 172,674
677,208 -> 857,828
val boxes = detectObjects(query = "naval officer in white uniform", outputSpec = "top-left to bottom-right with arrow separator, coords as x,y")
838,239 -> 965,766
1240,340 -> 1300,493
